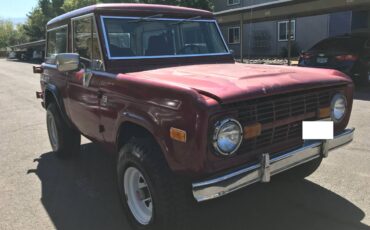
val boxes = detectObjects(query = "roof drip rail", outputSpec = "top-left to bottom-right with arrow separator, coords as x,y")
128,14 -> 164,23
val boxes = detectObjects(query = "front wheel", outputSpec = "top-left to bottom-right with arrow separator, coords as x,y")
117,137 -> 193,230
124,166 -> 154,225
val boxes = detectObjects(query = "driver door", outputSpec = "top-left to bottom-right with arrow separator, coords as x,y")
66,15 -> 104,142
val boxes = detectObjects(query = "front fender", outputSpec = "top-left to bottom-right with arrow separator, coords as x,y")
44,83 -> 74,129
114,104 -> 186,173
111,98 -> 210,177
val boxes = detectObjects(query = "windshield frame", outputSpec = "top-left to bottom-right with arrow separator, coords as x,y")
100,16 -> 231,60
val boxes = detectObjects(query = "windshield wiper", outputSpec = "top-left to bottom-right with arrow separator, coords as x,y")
128,14 -> 164,23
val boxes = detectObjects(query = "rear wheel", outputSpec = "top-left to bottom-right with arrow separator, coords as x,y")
46,103 -> 80,158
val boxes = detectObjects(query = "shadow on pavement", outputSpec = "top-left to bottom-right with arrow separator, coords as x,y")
28,143 -> 369,230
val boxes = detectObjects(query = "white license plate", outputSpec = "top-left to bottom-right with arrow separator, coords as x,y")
302,121 -> 333,140
316,57 -> 328,64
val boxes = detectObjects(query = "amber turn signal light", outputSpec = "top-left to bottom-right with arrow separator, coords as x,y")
244,122 -> 262,140
319,107 -> 331,118
170,127 -> 187,143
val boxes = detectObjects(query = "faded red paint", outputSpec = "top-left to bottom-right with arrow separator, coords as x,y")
125,63 -> 353,103
39,4 -> 354,179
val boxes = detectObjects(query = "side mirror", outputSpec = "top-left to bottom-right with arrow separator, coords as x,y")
56,53 -> 80,72
230,49 -> 235,56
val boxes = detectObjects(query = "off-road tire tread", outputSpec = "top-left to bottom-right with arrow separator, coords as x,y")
117,137 -> 193,230
47,103 -> 80,158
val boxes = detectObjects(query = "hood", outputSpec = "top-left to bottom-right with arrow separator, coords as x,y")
126,63 -> 352,103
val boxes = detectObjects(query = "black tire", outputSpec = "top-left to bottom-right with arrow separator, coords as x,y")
46,103 -> 80,158
117,137 -> 193,230
279,157 -> 322,180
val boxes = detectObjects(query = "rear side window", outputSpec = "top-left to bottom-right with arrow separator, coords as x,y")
46,26 -> 68,64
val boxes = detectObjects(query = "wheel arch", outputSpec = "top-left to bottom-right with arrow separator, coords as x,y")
116,121 -> 176,170
44,83 -> 75,129
44,84 -> 62,110
116,121 -> 160,151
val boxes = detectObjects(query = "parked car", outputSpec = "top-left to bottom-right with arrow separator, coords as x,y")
299,32 -> 370,84
32,50 -> 44,62
34,4 -> 355,230
7,51 -> 17,59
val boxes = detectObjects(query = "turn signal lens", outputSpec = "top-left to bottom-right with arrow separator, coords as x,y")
170,128 -> 187,143
319,107 -> 331,118
244,122 -> 262,139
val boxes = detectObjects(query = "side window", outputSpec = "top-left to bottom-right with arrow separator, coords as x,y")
73,16 -> 103,70
46,26 -> 67,64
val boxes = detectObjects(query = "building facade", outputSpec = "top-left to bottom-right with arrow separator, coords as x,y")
213,0 -> 370,57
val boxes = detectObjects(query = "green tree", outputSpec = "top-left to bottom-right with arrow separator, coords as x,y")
0,19 -> 28,49
23,8 -> 48,41
62,0 -> 97,12
23,0 -> 65,41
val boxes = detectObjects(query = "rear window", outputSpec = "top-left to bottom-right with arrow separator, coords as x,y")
310,37 -> 367,52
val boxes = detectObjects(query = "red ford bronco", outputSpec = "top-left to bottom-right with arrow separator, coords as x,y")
35,3 -> 355,230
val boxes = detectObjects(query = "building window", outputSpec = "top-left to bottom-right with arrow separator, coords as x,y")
228,27 -> 240,44
278,20 -> 296,41
227,0 -> 240,6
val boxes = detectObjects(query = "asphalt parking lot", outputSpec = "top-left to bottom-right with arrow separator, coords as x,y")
0,58 -> 369,230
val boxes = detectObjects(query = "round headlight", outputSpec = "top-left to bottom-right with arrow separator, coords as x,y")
213,119 -> 243,156
331,93 -> 347,122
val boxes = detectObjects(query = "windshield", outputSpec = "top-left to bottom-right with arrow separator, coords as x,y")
101,17 -> 229,59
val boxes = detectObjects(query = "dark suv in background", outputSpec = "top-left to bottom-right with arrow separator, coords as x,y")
299,32 -> 370,84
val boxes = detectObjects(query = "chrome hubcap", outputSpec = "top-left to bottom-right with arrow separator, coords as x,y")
124,167 -> 153,225
47,113 -> 59,151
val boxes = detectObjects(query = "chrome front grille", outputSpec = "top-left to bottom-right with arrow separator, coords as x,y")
223,87 -> 338,157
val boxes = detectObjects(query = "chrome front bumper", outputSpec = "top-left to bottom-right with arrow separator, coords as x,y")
192,128 -> 355,202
